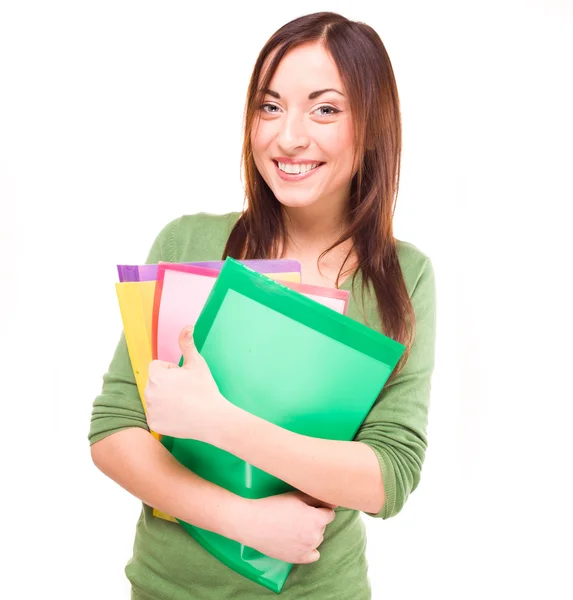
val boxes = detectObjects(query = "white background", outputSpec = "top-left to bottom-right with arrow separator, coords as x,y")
1,1 -> 572,598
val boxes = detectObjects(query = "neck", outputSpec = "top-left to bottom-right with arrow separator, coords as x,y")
281,202 -> 351,256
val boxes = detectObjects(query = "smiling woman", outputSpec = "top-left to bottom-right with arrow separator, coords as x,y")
89,11 -> 436,600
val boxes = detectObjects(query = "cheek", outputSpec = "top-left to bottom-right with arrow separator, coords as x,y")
321,120 -> 352,150
251,120 -> 274,155
322,126 -> 355,173
251,125 -> 274,178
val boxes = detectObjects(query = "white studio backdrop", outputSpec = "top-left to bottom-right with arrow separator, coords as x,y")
1,1 -> 572,598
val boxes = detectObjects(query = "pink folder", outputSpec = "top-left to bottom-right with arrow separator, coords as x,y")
152,263 -> 221,363
278,280 -> 349,315
153,262 -> 350,365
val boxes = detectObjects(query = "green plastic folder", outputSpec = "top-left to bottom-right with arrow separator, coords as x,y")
166,258 -> 405,593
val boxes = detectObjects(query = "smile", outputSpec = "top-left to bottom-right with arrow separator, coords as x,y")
273,160 -> 325,181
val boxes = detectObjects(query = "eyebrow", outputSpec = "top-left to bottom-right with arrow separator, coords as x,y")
262,88 -> 345,100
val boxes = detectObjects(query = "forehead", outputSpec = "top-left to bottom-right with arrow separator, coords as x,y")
263,42 -> 344,94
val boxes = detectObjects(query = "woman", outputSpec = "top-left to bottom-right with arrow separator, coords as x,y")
89,11 -> 436,600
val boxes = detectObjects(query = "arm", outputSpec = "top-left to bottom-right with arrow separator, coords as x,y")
91,427 -> 252,543
210,256 -> 436,519
212,409 -> 384,514
88,217 -> 248,544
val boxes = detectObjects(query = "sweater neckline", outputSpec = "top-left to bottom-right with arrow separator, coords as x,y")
225,211 -> 361,293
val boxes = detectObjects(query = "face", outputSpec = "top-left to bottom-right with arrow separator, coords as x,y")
250,42 -> 356,215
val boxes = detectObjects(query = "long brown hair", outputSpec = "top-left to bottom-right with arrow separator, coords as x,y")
223,11 -> 415,377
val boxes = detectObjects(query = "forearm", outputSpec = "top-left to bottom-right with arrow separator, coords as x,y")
90,427 -> 252,543
214,404 -> 385,514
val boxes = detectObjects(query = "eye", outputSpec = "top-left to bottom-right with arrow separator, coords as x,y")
260,103 -> 281,114
314,105 -> 341,117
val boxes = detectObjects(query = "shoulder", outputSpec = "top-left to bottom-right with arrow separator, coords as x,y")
176,211 -> 242,233
168,211 -> 242,262
395,238 -> 434,298
395,238 -> 431,270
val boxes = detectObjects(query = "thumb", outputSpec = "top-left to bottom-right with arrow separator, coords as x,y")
178,325 -> 200,369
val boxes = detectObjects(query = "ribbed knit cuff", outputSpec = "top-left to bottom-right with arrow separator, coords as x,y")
363,444 -> 396,519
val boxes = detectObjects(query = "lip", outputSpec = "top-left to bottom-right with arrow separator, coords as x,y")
273,159 -> 325,181
272,157 -> 324,165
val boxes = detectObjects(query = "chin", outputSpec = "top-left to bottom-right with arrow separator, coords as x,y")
273,194 -> 319,209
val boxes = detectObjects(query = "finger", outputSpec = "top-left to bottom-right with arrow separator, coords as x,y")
178,326 -> 200,369
316,507 -> 336,525
303,549 -> 320,564
293,492 -> 337,510
290,492 -> 324,507
147,359 -> 176,382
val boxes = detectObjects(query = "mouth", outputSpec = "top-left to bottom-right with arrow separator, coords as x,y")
272,160 -> 325,181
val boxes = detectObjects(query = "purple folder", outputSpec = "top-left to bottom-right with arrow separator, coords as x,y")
117,260 -> 302,282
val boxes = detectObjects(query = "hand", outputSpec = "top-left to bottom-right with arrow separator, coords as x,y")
241,491 -> 337,564
144,325 -> 231,442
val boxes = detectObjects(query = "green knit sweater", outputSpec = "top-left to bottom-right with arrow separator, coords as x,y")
89,211 -> 436,600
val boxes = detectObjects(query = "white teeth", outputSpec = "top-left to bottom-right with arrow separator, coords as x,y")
277,161 -> 321,174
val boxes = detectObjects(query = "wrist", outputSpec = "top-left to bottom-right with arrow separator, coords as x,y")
207,399 -> 244,450
218,494 -> 257,546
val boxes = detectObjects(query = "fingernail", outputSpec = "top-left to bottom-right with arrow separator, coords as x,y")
185,327 -> 193,339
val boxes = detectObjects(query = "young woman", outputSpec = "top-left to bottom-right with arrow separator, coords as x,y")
89,11 -> 436,600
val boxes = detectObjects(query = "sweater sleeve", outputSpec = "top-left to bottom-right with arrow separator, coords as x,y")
354,257 -> 436,519
88,218 -> 180,446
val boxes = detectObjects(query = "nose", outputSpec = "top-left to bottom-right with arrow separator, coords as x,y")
277,112 -> 310,153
